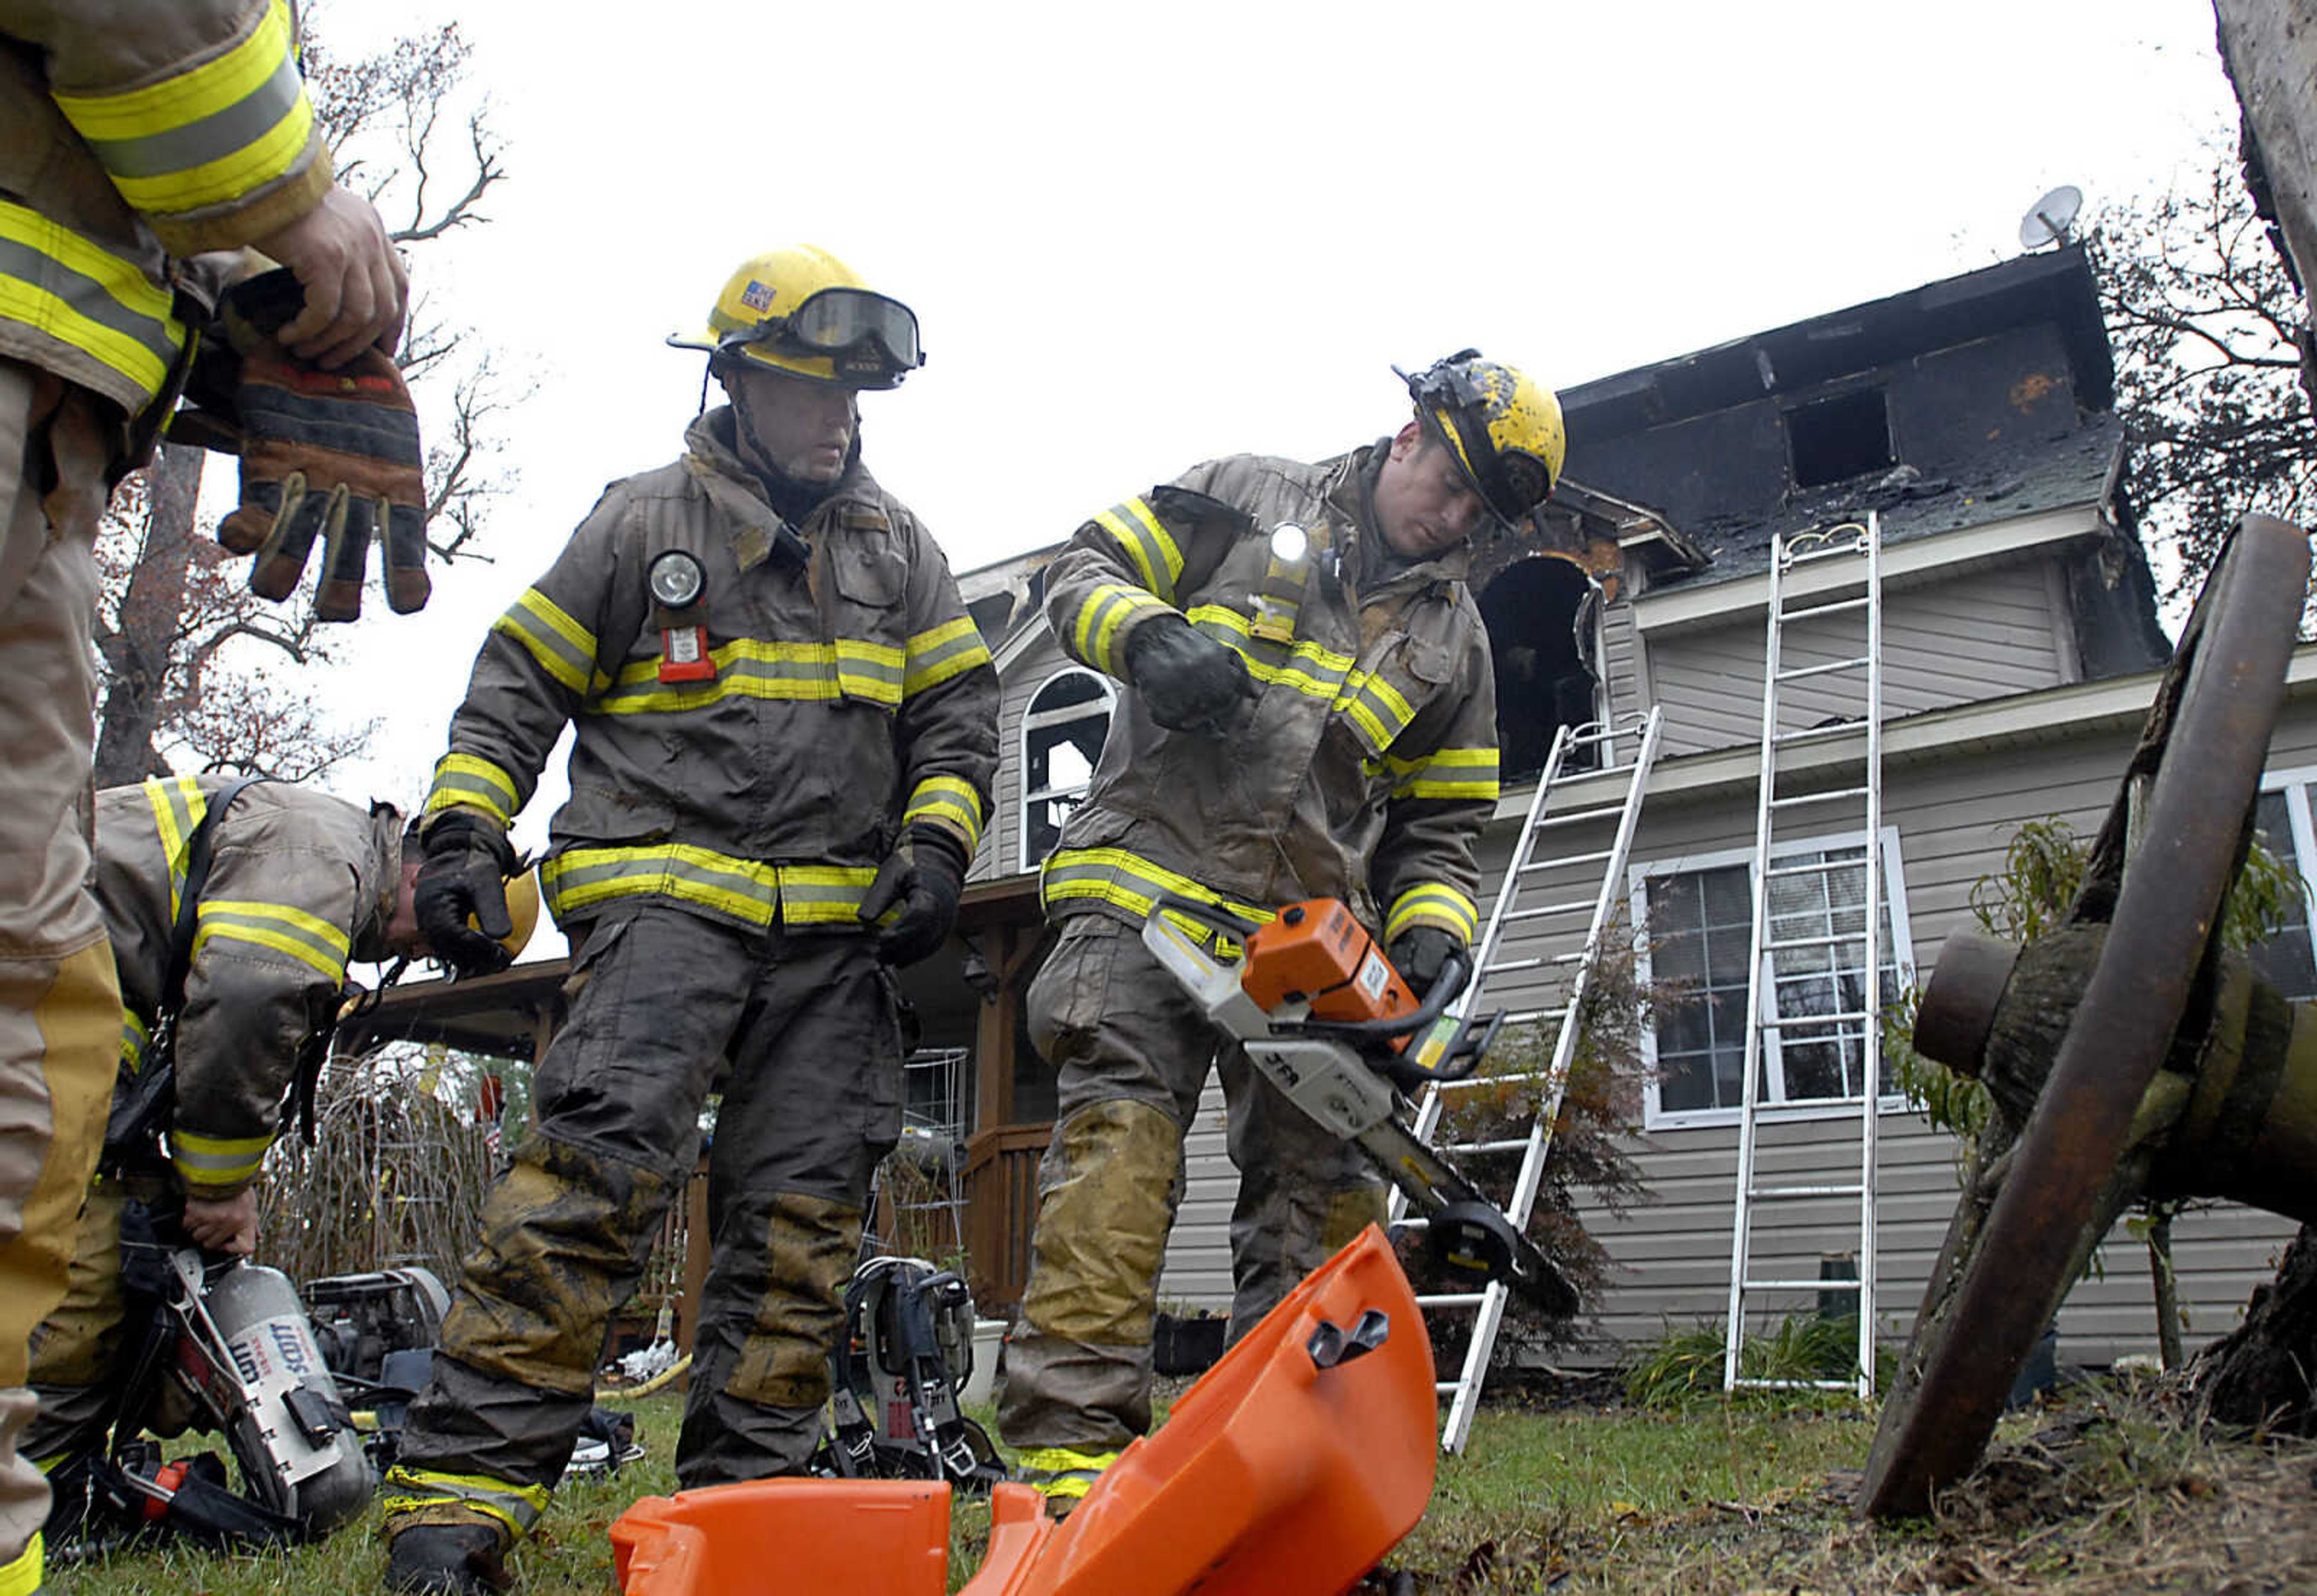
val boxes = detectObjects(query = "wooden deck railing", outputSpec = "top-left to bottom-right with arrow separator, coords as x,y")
961,1121 -> 1052,1317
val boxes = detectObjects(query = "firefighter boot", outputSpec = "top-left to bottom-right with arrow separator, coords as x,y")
385,1522 -> 512,1595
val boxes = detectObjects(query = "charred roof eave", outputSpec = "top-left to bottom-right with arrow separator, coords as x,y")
1559,244 -> 2112,444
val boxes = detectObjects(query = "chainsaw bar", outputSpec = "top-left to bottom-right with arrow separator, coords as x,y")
1355,1114 -> 1578,1316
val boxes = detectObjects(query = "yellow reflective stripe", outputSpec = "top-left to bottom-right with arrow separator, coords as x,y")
538,845 -> 881,928
170,1128 -> 275,1187
1072,583 -> 1166,676
590,637 -> 914,714
1092,499 -> 1183,605
493,588 -> 598,694
194,899 -> 351,981
902,615 -> 993,696
1385,883 -> 1478,944
424,753 -> 521,825
56,1 -> 311,215
0,200 -> 185,398
1337,671 -> 1417,749
143,774 -> 209,920
904,775 -> 986,848
381,1466 -> 551,1537
1385,745 -> 1501,801
0,1530 -> 39,1596
1184,605 -> 1360,701
1038,846 -> 1273,936
120,1007 -> 150,1072
778,863 -> 882,925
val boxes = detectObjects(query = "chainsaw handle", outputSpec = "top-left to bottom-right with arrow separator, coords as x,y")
1295,951 -> 1471,1044
1145,891 -> 1267,947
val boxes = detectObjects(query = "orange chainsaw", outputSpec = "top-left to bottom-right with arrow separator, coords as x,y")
1145,895 -> 1577,1315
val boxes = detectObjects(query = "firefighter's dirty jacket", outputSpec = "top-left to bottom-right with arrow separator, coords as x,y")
1041,444 -> 1499,949
93,777 -> 401,1200
0,1 -> 334,421
424,408 -> 999,935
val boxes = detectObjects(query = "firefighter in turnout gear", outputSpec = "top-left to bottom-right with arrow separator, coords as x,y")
0,7 -> 407,1588
998,352 -> 1565,1507
382,246 -> 998,1594
23,778 -> 533,1480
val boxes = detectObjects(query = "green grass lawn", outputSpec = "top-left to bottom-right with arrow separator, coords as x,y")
46,1375 -> 2304,1594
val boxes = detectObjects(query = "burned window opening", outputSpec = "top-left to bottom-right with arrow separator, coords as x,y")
1478,556 -> 1600,784
1022,667 -> 1114,867
1786,387 -> 1893,489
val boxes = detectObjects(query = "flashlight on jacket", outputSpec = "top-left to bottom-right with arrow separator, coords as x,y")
649,550 -> 715,684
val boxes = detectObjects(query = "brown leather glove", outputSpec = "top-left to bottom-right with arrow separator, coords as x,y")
204,269 -> 430,620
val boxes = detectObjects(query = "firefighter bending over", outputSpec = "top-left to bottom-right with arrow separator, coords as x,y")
24,778 -> 533,1505
0,7 -> 410,1589
1000,353 -> 1566,1508
380,246 -> 999,1594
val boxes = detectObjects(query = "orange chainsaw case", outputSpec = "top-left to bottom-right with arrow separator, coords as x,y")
1238,898 -> 1417,1033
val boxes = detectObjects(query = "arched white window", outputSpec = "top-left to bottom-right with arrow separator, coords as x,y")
1021,667 -> 1116,867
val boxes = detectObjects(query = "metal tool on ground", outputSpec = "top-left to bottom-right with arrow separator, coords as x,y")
1860,513 -> 2311,1516
1140,894 -> 1578,1317
815,1254 -> 1004,1492
1391,707 -> 1663,1452
1725,517 -> 1887,1402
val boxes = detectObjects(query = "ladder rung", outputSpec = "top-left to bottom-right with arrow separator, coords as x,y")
1729,1377 -> 1858,1392
1781,594 -> 1871,621
1479,954 -> 1550,979
1523,846 -> 1615,871
1440,1137 -> 1531,1156
1437,1069 -> 1548,1092
1748,1183 -> 1866,1199
1549,949 -> 1587,965
1529,803 -> 1629,833
1776,655 -> 1870,682
1743,1276 -> 1861,1292
1765,858 -> 1855,881
1769,786 -> 1869,809
1762,931 -> 1866,952
1417,1292 -> 1487,1310
1760,1009 -> 1872,1028
1507,898 -> 1598,920
1772,719 -> 1869,748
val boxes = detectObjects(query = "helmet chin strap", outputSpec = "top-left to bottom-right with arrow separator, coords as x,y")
717,360 -> 857,521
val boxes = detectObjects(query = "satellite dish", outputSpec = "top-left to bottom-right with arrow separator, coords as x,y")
2018,185 -> 2083,250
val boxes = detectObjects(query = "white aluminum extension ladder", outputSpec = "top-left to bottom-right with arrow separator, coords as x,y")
1390,706 -> 1664,1453
1722,516 -> 1885,1400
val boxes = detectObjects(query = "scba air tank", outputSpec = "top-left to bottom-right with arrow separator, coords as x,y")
200,1261 -> 375,1534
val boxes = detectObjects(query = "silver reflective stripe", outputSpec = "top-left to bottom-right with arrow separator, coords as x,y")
78,48 -> 304,181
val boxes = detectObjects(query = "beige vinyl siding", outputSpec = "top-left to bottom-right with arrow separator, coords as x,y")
1600,599 -> 1645,727
1645,558 -> 2071,757
1157,1078 -> 1237,1309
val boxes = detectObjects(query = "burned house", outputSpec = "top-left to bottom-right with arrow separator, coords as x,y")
354,243 -> 2317,1367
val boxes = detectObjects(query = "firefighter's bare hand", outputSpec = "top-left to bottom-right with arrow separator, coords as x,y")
250,184 -> 410,367
183,1189 -> 259,1256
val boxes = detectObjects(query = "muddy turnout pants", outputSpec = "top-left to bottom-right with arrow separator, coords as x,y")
383,903 -> 904,1544
996,915 -> 1385,1454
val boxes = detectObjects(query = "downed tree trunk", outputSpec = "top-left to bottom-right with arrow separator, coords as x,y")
2213,0 -> 2317,408
2195,1222 -> 2317,1432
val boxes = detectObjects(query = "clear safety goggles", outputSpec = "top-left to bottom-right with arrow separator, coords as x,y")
731,287 -> 924,372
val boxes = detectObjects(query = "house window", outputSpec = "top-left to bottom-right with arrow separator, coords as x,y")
1022,668 -> 1115,868
1635,830 -> 1913,1127
2251,771 -> 2317,1001
1786,388 -> 1893,489
1477,554 -> 1604,782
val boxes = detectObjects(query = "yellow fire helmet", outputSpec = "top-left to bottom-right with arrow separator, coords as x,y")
666,244 -> 924,390
1397,351 -> 1567,527
488,866 -> 542,962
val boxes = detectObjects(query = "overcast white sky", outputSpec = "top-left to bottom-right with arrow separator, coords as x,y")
277,0 -> 2245,954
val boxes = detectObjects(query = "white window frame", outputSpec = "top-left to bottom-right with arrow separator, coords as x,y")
2253,762 -> 2317,999
1630,824 -> 1916,1131
1019,666 -> 1116,870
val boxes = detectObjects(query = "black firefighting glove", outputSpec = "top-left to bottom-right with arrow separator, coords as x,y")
1123,612 -> 1258,736
186,269 -> 430,621
857,825 -> 969,968
1388,926 -> 1463,999
413,810 -> 518,979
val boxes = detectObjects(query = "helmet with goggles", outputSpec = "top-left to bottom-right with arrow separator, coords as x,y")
1396,351 -> 1566,527
668,245 -> 924,390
